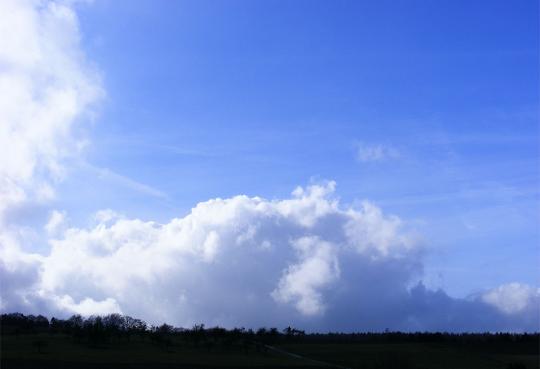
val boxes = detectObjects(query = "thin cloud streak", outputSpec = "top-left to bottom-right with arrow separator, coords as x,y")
82,162 -> 167,199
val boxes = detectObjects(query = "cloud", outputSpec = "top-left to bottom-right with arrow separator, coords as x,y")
0,0 -> 102,218
482,283 -> 540,315
1,182 -> 538,331
271,236 -> 340,316
0,1 -> 537,334
52,295 -> 122,316
3,181 -> 418,326
44,210 -> 67,236
37,182 -> 417,325
355,143 -> 400,162
83,163 -> 167,199
0,0 -> 102,316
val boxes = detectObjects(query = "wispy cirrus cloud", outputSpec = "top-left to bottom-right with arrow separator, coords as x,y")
355,142 -> 400,162
82,163 -> 167,199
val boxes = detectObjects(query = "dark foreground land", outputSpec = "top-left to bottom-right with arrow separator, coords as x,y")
1,313 -> 538,369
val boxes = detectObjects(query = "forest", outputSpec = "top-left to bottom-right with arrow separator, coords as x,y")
1,312 -> 538,368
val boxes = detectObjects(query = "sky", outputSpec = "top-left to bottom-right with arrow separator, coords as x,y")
0,0 -> 539,332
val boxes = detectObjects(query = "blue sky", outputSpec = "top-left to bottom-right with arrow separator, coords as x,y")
74,0 -> 539,296
1,0 -> 538,330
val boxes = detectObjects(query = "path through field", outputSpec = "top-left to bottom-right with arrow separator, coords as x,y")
265,344 -> 352,369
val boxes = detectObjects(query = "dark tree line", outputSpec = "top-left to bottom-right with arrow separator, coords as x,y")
1,312 -> 538,352
1,313 -> 304,352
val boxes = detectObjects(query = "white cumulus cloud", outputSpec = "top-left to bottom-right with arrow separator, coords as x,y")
0,0 -> 102,316
0,0 -> 102,217
33,182 -> 416,324
44,210 -> 67,236
272,236 -> 340,316
3,182 -> 538,331
482,283 -> 540,315
7,182 -> 423,327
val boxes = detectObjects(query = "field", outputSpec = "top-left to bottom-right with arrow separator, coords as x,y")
2,332 -> 300,368
2,332 -> 538,369
277,341 -> 539,369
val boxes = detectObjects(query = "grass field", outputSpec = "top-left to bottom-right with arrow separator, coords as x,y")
1,333 -> 306,368
278,342 -> 539,369
1,332 -> 538,369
